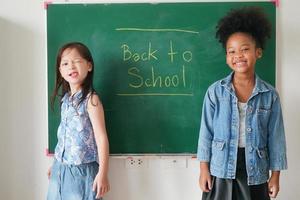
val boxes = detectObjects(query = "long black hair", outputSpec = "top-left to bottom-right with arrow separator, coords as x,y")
51,42 -> 95,110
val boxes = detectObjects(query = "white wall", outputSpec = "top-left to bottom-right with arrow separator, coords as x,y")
276,0 -> 300,199
0,0 -> 299,199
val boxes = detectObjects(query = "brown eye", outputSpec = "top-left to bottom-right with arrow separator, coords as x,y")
61,62 -> 68,67
227,50 -> 234,55
241,48 -> 249,53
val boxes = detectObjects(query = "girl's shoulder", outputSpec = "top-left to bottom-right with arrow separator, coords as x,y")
257,77 -> 276,91
207,74 -> 232,93
256,76 -> 280,98
87,91 -> 103,108
61,92 -> 70,102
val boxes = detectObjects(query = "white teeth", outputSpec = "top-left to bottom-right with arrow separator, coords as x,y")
235,61 -> 246,65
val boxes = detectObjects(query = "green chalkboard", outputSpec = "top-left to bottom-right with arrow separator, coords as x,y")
47,2 -> 276,154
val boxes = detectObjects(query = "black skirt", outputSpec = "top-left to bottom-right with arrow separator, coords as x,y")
202,148 -> 270,200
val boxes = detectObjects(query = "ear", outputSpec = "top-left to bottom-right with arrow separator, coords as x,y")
256,48 -> 263,59
88,62 -> 92,72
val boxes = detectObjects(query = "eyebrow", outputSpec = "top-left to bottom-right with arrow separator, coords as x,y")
227,43 -> 251,49
61,57 -> 83,61
240,43 -> 251,47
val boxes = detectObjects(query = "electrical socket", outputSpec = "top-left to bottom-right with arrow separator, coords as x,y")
125,157 -> 148,169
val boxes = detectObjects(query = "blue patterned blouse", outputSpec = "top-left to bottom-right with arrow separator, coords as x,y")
54,90 -> 98,165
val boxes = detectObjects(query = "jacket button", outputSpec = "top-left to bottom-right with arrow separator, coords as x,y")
247,128 -> 252,132
249,147 -> 253,152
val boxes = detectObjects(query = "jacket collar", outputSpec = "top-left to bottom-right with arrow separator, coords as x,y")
220,72 -> 270,96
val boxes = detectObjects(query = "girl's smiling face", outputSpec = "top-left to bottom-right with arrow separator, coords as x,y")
59,48 -> 92,92
226,32 -> 262,75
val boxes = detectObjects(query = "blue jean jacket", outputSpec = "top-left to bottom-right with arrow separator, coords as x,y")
197,72 -> 287,185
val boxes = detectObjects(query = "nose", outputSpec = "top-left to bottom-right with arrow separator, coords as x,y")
69,61 -> 76,69
234,51 -> 243,58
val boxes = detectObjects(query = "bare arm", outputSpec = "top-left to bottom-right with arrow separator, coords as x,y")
87,94 -> 110,198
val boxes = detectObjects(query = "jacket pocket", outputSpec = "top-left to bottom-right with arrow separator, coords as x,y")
211,139 -> 225,167
256,106 -> 271,131
256,107 -> 271,114
256,148 -> 269,174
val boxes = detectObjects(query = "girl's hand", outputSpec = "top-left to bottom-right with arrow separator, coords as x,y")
93,172 -> 110,198
268,171 -> 280,198
199,162 -> 212,192
47,166 -> 52,180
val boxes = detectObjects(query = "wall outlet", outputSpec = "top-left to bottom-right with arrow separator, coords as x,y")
125,157 -> 148,169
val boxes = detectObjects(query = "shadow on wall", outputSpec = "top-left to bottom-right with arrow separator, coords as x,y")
0,17 -> 44,200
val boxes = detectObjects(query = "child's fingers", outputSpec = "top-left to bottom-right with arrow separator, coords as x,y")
269,186 -> 274,198
200,181 -> 206,192
269,186 -> 279,198
199,174 -> 212,192
103,185 -> 110,195
207,176 -> 212,190
201,180 -> 209,192
92,180 -> 100,199
92,180 -> 97,192
98,185 -> 103,198
268,186 -> 275,198
100,186 -> 106,196
94,181 -> 110,198
100,186 -> 105,196
98,185 -> 110,197
94,184 -> 100,199
203,184 -> 209,192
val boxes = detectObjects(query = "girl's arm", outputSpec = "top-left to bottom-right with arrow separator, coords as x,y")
267,93 -> 287,198
87,94 -> 110,198
267,93 -> 287,170
197,89 -> 215,192
197,89 -> 215,162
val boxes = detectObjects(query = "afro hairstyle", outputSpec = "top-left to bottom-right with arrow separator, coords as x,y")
216,7 -> 272,50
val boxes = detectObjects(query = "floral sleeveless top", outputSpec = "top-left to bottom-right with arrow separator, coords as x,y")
54,90 -> 98,165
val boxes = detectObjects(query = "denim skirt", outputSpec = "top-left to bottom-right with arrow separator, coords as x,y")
202,148 -> 270,200
47,160 -> 101,200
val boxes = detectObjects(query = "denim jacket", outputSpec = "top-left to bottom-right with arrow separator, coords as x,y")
197,72 -> 287,185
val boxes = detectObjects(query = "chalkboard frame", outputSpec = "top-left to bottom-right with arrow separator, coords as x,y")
47,1 -> 276,155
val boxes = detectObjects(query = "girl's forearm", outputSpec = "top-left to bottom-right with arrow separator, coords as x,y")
97,137 -> 109,176
271,171 -> 280,179
200,162 -> 210,171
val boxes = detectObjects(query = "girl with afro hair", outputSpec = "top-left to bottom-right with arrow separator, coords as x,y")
197,7 -> 287,200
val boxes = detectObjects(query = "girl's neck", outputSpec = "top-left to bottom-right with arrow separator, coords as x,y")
232,72 -> 255,103
233,72 -> 255,87
70,85 -> 82,96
